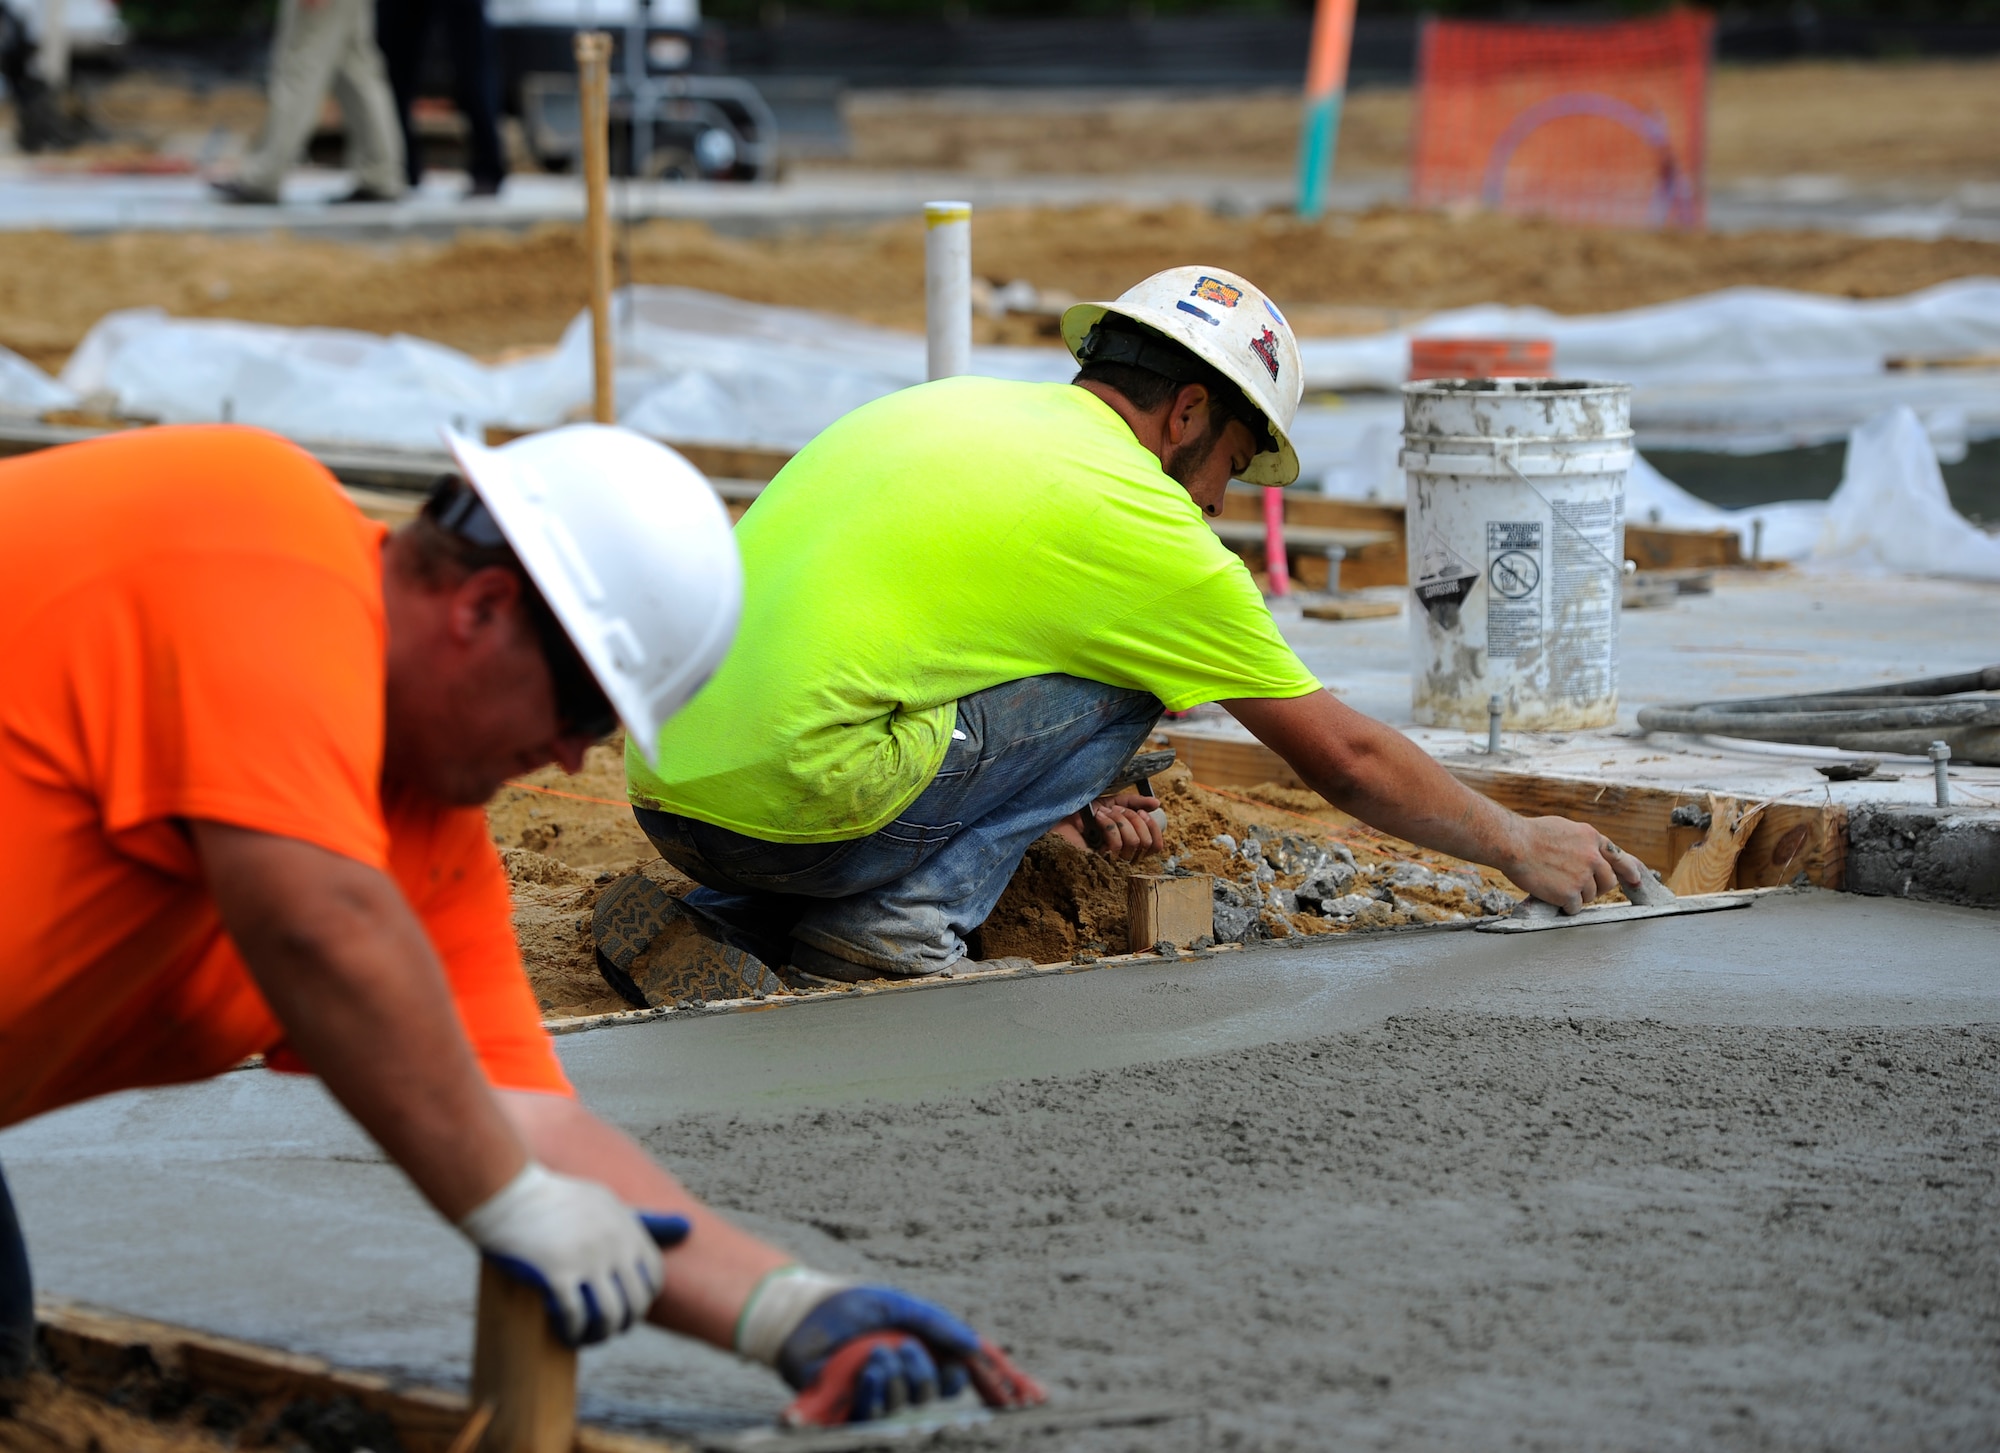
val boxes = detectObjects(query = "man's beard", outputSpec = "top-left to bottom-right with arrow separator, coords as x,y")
1163,424 -> 1224,489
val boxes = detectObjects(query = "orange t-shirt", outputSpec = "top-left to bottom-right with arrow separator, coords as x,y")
0,425 -> 569,1129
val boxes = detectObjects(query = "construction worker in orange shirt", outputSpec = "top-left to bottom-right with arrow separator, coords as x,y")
0,423 -> 1042,1424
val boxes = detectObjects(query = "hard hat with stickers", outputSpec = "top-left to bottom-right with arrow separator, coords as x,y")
1059,265 -> 1305,486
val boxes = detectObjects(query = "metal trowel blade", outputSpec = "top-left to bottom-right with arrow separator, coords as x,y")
1478,891 -> 1756,934
695,1396 -> 1191,1452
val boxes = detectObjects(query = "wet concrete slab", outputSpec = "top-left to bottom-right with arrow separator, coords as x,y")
1,892 -> 1993,1438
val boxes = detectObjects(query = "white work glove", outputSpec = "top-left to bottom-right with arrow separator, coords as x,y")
458,1162 -> 667,1346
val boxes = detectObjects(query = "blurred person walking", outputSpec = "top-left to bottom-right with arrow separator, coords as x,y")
377,0 -> 507,198
213,0 -> 406,204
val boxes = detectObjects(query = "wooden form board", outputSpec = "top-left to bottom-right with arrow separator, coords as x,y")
1217,488 -> 1757,589
1217,488 -> 1407,591
34,1299 -> 683,1453
1157,729 -> 1847,890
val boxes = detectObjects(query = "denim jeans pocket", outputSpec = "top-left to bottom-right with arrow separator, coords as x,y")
860,815 -> 965,879
697,828 -> 861,886
874,818 -> 963,847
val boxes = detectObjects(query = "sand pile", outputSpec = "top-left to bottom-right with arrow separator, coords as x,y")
486,740 -> 691,1019
491,749 -> 1521,1016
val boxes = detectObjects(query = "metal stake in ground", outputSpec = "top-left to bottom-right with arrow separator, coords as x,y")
924,201 -> 972,382
574,32 -> 616,425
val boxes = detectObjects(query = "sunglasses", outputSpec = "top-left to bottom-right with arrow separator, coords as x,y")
425,475 -> 619,742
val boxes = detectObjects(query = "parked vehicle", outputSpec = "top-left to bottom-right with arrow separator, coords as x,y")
489,0 -> 775,179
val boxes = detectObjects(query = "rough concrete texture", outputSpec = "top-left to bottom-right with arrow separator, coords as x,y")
656,1014 -> 2000,1452
2,893 -> 1996,1449
1848,805 -> 2000,908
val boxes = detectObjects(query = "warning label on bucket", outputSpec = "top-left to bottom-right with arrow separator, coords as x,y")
1485,521 -> 1543,659
1414,532 -> 1480,630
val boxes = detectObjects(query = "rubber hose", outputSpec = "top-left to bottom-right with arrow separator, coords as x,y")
1636,665 -> 2000,766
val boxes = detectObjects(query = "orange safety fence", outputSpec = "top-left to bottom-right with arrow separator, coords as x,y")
1410,8 -> 1714,230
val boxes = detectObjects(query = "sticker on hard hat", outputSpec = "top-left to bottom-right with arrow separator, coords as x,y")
1176,300 -> 1221,326
1249,325 -> 1282,381
1191,276 -> 1243,308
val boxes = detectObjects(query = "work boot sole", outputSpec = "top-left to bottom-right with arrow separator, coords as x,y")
592,874 -> 783,1007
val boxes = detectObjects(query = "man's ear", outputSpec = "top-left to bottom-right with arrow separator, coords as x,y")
1163,382 -> 1211,447
448,566 -> 523,643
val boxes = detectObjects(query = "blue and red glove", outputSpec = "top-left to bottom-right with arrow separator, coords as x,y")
736,1273 -> 1046,1426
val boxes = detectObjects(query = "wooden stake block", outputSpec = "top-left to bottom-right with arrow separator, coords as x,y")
472,1262 -> 577,1453
1128,874 -> 1214,953
1301,597 -> 1401,622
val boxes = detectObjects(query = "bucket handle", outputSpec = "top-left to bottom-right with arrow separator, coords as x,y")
1491,441 -> 1628,578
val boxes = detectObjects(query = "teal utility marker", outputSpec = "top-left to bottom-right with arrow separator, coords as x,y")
1296,0 -> 1358,219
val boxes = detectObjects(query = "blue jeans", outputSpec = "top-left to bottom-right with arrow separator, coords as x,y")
0,1161 -> 31,1378
635,674 -> 1161,977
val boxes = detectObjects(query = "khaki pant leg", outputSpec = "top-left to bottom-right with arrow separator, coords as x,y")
238,0 -> 350,195
328,0 -> 407,197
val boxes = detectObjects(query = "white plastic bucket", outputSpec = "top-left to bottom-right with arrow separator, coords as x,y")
1402,380 -> 1633,731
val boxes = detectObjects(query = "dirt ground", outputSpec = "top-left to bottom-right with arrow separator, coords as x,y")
37,59 -> 2000,184
0,1371 -> 400,1453
647,1013 -> 2000,1450
492,746 -> 1519,1021
5,203 -> 1999,374
838,61 -> 2000,183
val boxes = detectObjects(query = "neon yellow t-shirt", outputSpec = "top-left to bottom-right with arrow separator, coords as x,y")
628,377 -> 1321,843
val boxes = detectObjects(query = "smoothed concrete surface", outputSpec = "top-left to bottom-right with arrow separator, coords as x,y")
2,892 -> 1994,1441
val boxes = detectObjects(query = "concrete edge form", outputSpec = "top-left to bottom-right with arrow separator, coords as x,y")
1846,805 -> 2000,908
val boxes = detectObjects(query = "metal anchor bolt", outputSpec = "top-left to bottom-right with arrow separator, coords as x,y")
1928,740 -> 1951,808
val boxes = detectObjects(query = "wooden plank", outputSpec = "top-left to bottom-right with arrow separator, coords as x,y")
1444,764 -> 1687,874
1157,730 -> 1304,792
1207,518 -> 1393,552
1218,488 -> 1410,590
1336,536 -> 1408,590
1301,597 -> 1401,622
34,1298 -> 687,1453
1127,874 -> 1214,951
474,1261 -> 578,1453
1739,803 -> 1847,889
1443,765 -> 1846,889
670,443 -> 793,482
1624,525 -> 1744,571
346,485 -> 423,527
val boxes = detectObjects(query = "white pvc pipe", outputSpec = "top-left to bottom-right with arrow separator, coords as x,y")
924,200 -> 972,382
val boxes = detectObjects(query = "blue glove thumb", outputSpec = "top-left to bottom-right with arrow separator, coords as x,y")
641,1212 -> 691,1248
776,1286 -> 981,1394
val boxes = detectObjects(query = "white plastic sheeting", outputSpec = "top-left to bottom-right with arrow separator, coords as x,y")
5,286 -> 1994,580
1623,453 -> 1829,563
60,308 -> 506,452
38,289 -> 1073,454
1300,279 -> 2000,452
1300,278 -> 2000,389
0,342 -> 77,418
1617,407 -> 2000,577
1813,407 -> 2000,582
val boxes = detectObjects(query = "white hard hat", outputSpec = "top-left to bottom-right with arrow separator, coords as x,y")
441,424 -> 742,765
1060,266 -> 1304,486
